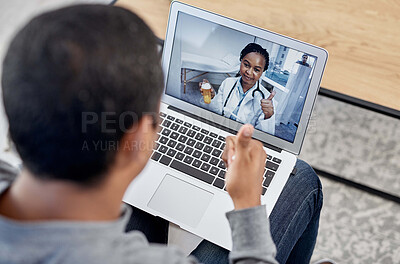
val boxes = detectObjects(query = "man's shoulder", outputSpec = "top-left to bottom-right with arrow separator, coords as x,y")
64,233 -> 192,264
296,61 -> 310,67
0,223 -> 192,264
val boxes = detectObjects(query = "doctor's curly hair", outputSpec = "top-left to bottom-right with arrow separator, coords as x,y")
239,43 -> 269,72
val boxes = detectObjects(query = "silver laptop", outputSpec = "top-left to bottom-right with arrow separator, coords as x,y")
123,1 -> 328,250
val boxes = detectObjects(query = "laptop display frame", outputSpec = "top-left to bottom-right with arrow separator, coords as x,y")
161,1 -> 328,155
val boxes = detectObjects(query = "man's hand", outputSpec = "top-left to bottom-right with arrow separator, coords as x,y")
222,124 -> 267,210
199,79 -> 216,99
260,90 -> 276,119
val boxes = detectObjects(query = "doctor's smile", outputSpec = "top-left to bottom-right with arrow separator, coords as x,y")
243,75 -> 252,82
239,52 -> 265,91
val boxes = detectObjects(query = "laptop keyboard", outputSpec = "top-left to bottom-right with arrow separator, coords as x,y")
151,112 -> 281,195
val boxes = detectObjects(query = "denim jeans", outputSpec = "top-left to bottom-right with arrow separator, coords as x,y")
125,159 -> 323,264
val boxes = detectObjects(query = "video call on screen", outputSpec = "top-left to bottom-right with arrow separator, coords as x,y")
166,12 -> 317,143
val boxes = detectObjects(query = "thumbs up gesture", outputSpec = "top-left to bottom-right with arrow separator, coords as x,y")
260,90 -> 276,119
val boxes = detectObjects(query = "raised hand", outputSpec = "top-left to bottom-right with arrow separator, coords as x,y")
260,90 -> 276,119
221,124 -> 267,209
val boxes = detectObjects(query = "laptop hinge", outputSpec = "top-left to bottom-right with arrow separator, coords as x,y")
168,106 -> 283,153
261,141 -> 282,153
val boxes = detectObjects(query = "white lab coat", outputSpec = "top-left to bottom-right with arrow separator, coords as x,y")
207,77 -> 276,135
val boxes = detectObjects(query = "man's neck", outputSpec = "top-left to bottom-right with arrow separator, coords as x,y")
0,170 -> 124,221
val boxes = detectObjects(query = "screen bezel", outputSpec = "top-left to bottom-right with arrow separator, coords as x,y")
161,1 -> 328,155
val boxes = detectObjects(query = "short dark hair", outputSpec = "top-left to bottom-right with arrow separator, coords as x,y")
240,43 -> 269,72
2,5 -> 164,185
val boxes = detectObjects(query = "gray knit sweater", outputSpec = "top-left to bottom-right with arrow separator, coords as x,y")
0,160 -> 277,263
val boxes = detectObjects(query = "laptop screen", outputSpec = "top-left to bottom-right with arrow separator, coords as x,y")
165,11 -> 317,143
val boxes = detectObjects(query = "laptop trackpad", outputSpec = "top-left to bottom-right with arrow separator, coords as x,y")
148,174 -> 214,228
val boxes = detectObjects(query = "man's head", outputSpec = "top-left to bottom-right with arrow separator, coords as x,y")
302,54 -> 308,64
2,5 -> 164,186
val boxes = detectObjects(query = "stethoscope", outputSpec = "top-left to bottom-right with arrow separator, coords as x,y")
222,79 -> 265,116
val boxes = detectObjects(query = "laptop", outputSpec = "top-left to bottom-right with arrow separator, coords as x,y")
123,1 -> 328,250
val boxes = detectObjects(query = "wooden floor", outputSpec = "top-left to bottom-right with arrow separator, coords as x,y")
117,0 -> 400,111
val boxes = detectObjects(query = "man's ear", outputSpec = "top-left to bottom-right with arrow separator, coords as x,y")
115,115 -> 156,169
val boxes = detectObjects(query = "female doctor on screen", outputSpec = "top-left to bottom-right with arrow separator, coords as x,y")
199,43 -> 276,135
